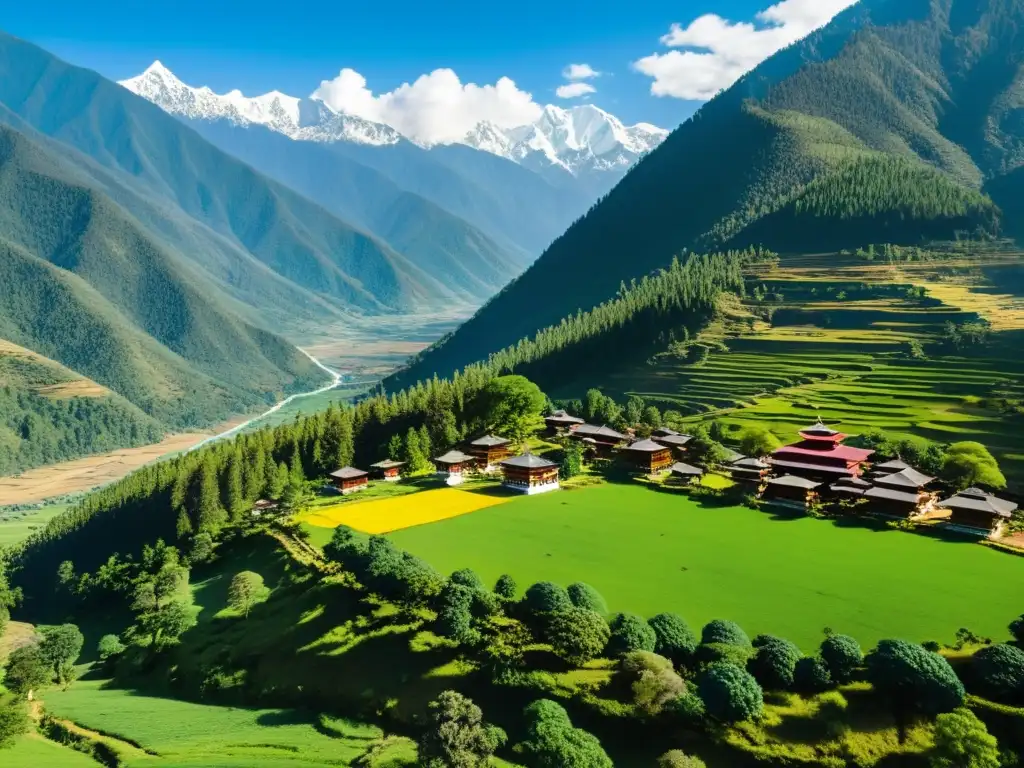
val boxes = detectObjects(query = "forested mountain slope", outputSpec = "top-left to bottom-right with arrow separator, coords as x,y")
388,0 -> 1024,387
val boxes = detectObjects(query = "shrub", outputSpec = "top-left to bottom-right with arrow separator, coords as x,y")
971,644 -> 1024,704
0,699 -> 29,749
524,582 -> 573,614
697,662 -> 763,723
794,657 -> 832,694
567,583 -> 608,614
929,707 -> 1000,768
97,635 -> 126,662
546,609 -> 610,666
701,619 -> 750,647
866,639 -> 965,715
747,636 -> 801,691
665,691 -> 707,726
694,643 -> 754,668
648,613 -> 698,664
494,574 -> 517,600
607,613 -> 657,656
657,749 -> 707,768
418,690 -> 506,768
1009,614 -> 1024,644
516,699 -> 613,768
821,634 -> 863,684
621,652 -> 686,716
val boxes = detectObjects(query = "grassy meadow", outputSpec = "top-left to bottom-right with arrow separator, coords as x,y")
0,503 -> 72,548
388,484 -> 1024,649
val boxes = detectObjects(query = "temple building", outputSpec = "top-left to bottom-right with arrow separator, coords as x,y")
938,488 -> 1018,535
670,462 -> 704,485
762,475 -> 822,510
329,467 -> 369,495
467,435 -> 513,472
729,457 -> 771,484
545,410 -> 585,434
572,424 -> 630,454
434,450 -> 476,486
501,452 -> 560,495
621,439 -> 674,474
769,421 -> 874,480
873,467 -> 935,492
370,459 -> 405,482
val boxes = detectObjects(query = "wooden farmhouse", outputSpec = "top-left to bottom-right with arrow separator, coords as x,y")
329,467 -> 369,495
433,450 -> 477,486
500,452 -> 560,495
652,427 -> 682,438
370,459 -> 405,482
572,424 -> 630,455
250,499 -> 280,517
762,474 -> 822,511
545,410 -> 585,434
653,432 -> 694,456
938,488 -> 1018,536
621,439 -> 674,474
669,462 -> 704,485
769,421 -> 874,481
467,435 -> 513,472
729,457 -> 770,484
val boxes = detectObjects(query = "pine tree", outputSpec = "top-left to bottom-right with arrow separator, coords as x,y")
289,445 -> 305,483
269,462 -> 289,499
192,458 -> 227,533
387,433 -> 403,461
335,412 -> 354,469
223,448 -> 246,523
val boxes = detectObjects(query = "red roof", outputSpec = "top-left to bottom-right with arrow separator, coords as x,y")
773,444 -> 874,463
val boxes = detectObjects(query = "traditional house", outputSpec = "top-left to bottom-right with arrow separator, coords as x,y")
862,487 -> 931,518
762,475 -> 822,510
873,467 -> 935,492
545,410 -> 585,434
827,476 -> 872,499
769,421 -> 874,481
250,499 -> 280,517
653,433 -> 694,457
652,427 -> 681,438
572,424 -> 629,455
729,457 -> 770,484
467,435 -> 513,472
329,467 -> 369,495
501,452 -> 560,495
669,462 -> 704,485
938,488 -> 1018,535
370,459 -> 405,482
869,458 -> 913,477
621,439 -> 674,474
433,450 -> 477,486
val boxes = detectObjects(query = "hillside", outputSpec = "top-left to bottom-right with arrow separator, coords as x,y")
387,0 -> 1023,387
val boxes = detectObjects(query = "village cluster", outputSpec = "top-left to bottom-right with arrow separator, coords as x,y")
310,411 -> 1017,539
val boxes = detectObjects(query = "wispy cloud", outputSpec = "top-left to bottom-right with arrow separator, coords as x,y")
556,82 -> 597,99
562,63 -> 600,81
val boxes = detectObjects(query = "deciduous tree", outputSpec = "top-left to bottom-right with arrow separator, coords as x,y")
228,571 -> 266,617
515,699 -> 612,768
648,613 -> 698,664
929,708 -> 1000,768
40,624 -> 84,686
607,613 -> 657,656
546,608 -> 610,666
417,691 -> 506,768
697,662 -> 763,723
820,634 -> 862,684
567,582 -> 607,614
866,639 -> 965,716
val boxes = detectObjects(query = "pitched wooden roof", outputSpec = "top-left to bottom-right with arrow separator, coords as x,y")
469,434 -> 510,447
624,439 -> 671,453
501,452 -> 558,469
731,457 -> 770,470
329,467 -> 368,479
370,459 -> 406,469
873,467 -> 934,489
863,487 -> 922,504
546,410 -> 585,424
938,488 -> 1018,518
434,450 -> 475,465
575,424 -> 629,441
655,434 -> 693,447
767,474 -> 822,490
670,462 -> 704,476
873,458 -> 912,472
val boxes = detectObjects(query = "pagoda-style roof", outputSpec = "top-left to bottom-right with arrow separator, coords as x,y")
434,450 -> 475,465
863,486 -> 922,505
575,424 -> 629,442
768,475 -> 822,490
546,410 -> 585,424
670,462 -> 704,477
873,467 -> 934,489
873,458 -> 912,473
654,434 -> 693,448
938,488 -> 1017,518
329,466 -> 369,479
773,443 -> 874,462
769,458 -> 858,476
731,457 -> 770,470
501,452 -> 558,469
624,439 -> 671,453
798,420 -> 847,441
370,459 -> 406,469
469,434 -> 511,448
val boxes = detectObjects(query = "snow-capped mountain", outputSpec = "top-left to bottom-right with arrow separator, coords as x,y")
120,62 -> 667,178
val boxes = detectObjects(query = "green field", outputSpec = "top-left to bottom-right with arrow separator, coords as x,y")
0,503 -> 72,549
388,484 -> 1024,649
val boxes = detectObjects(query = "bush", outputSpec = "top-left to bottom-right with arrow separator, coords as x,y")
747,636 -> 801,691
701,619 -> 750,647
794,657 -> 832,694
450,568 -> 485,591
546,609 -> 610,666
821,634 -> 863,684
694,643 -> 754,668
929,707 -> 1000,768
494,574 -> 517,600
525,582 -> 573,614
971,644 -> 1024,704
697,662 -> 764,723
648,613 -> 698,664
866,639 -> 965,715
97,635 -> 126,662
0,699 -> 29,749
665,692 -> 707,726
516,699 -> 613,767
657,749 -> 707,768
417,691 -> 507,768
607,613 -> 657,656
567,583 -> 608,614
620,652 -> 686,716
1009,614 -> 1024,644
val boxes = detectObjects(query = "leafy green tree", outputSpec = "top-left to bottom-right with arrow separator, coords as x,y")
97,634 -> 126,661
57,560 -> 76,591
494,574 -> 517,600
187,532 -> 215,566
657,750 -> 707,768
0,570 -> 19,639
642,406 -> 663,429
929,708 -> 1001,768
625,396 -> 645,426
794,657 -> 832,693
191,457 -> 228,533
1010,614 -> 1024,643
524,582 -> 572,614
697,662 -> 764,723
417,690 -> 506,768
387,433 -> 403,461
701,619 -> 750,647
747,635 -> 801,691
607,613 -> 657,656
3,644 -> 50,695
866,640 -> 965,716
228,571 -> 266,618
664,692 -> 707,726
40,624 -> 84,686
820,634 -> 863,684
281,479 -> 315,514
559,441 -> 584,480
0,698 -> 29,749
648,613 -> 698,664
943,443 -> 1006,490
621,651 -> 686,716
479,375 -> 547,441
695,642 -> 755,668
546,608 -> 610,666
970,644 -> 1024,704
566,583 -> 607,614
739,427 -> 781,457
584,389 -> 606,422
450,568 -> 485,592
141,600 -> 197,648
438,583 -> 478,646
516,699 -> 612,768
403,427 -> 431,474
429,411 -> 460,454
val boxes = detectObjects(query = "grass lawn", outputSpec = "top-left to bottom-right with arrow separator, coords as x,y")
6,732 -> 99,768
0,503 -> 71,548
388,484 -> 1024,650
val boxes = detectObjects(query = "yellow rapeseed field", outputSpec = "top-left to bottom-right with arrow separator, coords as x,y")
299,488 -> 510,534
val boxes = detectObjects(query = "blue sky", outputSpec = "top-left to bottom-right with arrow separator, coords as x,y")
3,0 -> 855,133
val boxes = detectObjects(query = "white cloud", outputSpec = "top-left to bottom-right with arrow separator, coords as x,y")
311,67 -> 543,145
556,82 -> 597,99
633,0 -> 857,100
562,63 -> 599,81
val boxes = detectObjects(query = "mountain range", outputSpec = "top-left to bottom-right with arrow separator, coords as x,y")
387,0 -> 1024,390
